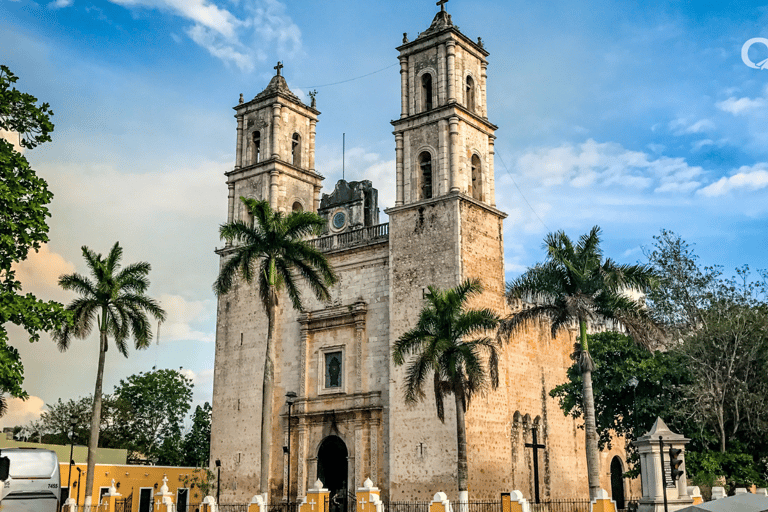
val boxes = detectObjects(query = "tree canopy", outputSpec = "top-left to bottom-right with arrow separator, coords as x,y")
0,65 -> 70,413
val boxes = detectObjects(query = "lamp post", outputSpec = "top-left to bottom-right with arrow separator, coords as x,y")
284,392 -> 297,504
68,415 -> 77,502
628,376 -> 639,434
75,467 -> 83,508
215,459 -> 221,506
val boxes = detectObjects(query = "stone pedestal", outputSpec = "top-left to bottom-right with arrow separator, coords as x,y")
635,418 -> 693,512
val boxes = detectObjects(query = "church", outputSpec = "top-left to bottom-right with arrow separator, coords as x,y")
210,3 -> 633,506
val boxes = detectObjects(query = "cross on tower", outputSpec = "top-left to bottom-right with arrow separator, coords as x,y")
525,427 -> 546,504
274,61 -> 284,76
436,0 -> 448,12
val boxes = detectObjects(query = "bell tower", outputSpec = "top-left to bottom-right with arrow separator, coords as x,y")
386,2 -> 508,498
391,0 -> 497,206
226,62 -> 323,226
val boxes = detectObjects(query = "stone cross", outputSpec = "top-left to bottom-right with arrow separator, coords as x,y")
436,0 -> 448,12
274,61 -> 284,76
309,499 -> 316,511
360,498 -> 367,508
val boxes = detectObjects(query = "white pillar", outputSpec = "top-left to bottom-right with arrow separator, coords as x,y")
399,57 -> 409,119
446,41 -> 456,103
395,133 -> 404,205
271,104 -> 281,159
449,117 -> 459,192
235,116 -> 244,168
309,119 -> 317,172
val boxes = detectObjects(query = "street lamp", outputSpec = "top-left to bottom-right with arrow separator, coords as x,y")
75,467 -> 83,509
68,415 -> 77,502
628,376 -> 639,434
284,392 -> 297,504
215,459 -> 221,506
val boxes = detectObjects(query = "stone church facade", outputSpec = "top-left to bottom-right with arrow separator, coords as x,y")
211,5 -> 634,506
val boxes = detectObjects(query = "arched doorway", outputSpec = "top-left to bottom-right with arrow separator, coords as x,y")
610,456 -> 625,510
317,436 -> 348,512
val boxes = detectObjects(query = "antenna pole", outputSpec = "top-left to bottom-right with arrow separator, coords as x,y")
343,133 -> 345,180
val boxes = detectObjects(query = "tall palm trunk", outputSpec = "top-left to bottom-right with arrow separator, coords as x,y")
454,393 -> 469,509
85,324 -> 107,508
579,320 -> 600,499
259,285 -> 277,497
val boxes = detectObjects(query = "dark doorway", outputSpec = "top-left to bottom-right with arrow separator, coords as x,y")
610,456 -> 625,510
139,488 -> 153,512
177,488 -> 189,512
317,436 -> 348,512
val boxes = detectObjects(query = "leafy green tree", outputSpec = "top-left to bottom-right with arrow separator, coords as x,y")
53,243 -> 165,503
183,402 -> 212,467
501,227 -> 660,498
550,331 -> 697,476
36,396 -> 94,445
0,65 -> 70,413
214,197 -> 337,495
392,278 -> 501,503
113,367 -> 193,464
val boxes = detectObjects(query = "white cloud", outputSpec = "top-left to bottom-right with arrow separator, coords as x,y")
697,164 -> 768,197
1,396 -> 46,429
669,118 -> 715,135
12,244 -> 76,296
716,96 -> 768,115
514,139 -> 702,193
158,294 -> 215,342
48,0 -> 74,8
106,0 -> 301,71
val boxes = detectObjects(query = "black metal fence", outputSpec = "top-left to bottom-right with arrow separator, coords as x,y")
267,503 -> 301,512
219,505 -> 250,512
528,499 -> 592,512
464,501 -> 502,512
114,494 -> 133,512
382,501 -> 431,512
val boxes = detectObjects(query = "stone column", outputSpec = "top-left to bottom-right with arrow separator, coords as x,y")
271,104 -> 282,159
235,116 -> 244,168
354,418 -> 364,489
395,133 -> 404,206
438,119 -> 448,195
369,419 -> 378,484
449,117 -> 460,192
313,185 -> 322,213
403,131 -> 411,203
488,136 -> 496,207
399,56 -> 409,119
480,62 -> 488,118
227,183 -> 236,241
298,324 -> 309,397
309,120 -> 317,172
438,44 -> 446,105
297,419 -> 308,497
355,321 -> 364,394
307,457 -> 318,492
408,57 -> 415,115
446,41 -> 456,103
270,170 -> 280,210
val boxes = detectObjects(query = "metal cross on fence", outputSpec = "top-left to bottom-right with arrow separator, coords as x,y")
525,427 -> 546,503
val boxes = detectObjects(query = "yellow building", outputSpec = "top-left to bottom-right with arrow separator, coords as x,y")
59,463 -> 211,512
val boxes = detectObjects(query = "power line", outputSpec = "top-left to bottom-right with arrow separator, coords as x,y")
299,63 -> 399,89
494,148 -> 550,232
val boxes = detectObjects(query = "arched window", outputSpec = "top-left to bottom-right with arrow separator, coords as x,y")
419,152 -> 433,199
422,74 -> 433,112
291,133 -> 301,166
471,154 -> 482,200
466,75 -> 475,112
292,201 -> 303,212
252,131 -> 261,164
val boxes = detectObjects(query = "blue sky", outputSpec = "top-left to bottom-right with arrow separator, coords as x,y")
2,0 -> 767,427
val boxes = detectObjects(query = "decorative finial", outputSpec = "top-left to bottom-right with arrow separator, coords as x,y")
436,0 -> 448,12
239,93 -> 244,104
274,61 -> 284,76
402,32 -> 408,43
309,90 -> 317,109
477,37 -> 483,48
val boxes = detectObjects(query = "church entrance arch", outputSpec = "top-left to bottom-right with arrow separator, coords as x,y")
610,456 -> 625,510
317,435 -> 348,512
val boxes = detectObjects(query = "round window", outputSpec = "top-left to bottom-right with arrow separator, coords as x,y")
332,211 -> 346,230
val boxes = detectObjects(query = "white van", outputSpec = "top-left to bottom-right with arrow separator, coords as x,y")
0,448 -> 61,512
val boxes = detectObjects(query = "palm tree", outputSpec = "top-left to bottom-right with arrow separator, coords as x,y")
53,242 -> 166,507
500,226 -> 659,499
214,197 -> 337,496
392,278 -> 501,505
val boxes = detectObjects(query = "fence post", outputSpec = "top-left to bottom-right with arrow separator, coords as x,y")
505,491 -> 529,512
64,497 -> 77,512
202,495 -> 218,512
430,492 -> 452,512
248,494 -> 267,512
590,489 -> 617,512
356,478 -> 382,512
686,486 -> 702,505
300,479 -> 328,512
